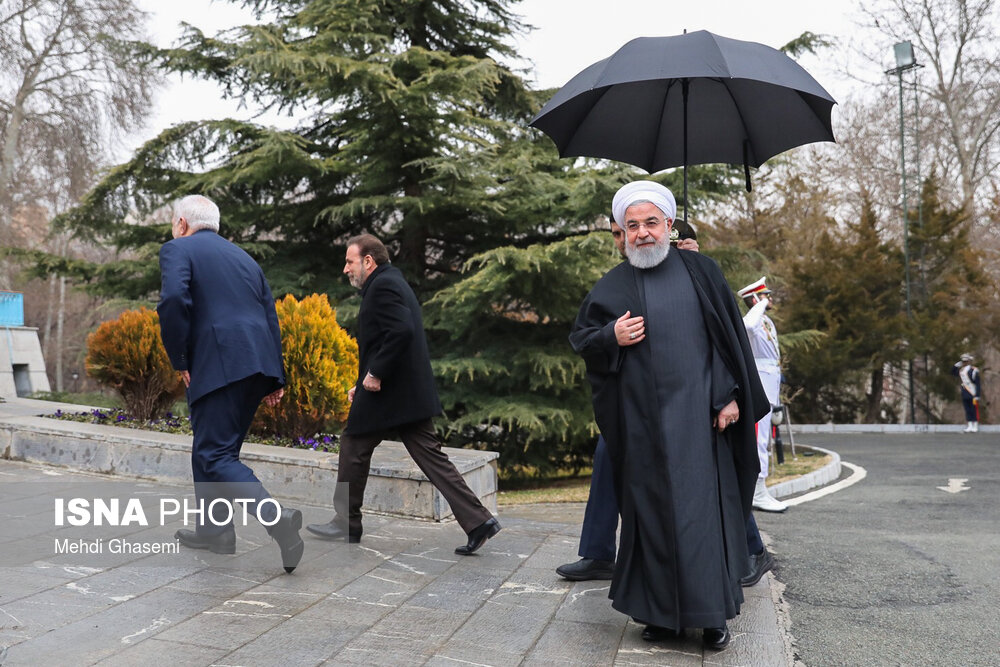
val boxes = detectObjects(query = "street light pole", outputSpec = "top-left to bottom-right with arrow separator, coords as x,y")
886,41 -> 922,424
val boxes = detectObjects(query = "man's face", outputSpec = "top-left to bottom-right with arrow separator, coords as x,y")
623,202 -> 672,268
609,221 -> 625,257
343,245 -> 371,288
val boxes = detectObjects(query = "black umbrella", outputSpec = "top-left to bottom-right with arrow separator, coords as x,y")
529,30 -> 836,212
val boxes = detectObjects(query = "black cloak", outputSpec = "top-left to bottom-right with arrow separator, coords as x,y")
570,249 -> 769,627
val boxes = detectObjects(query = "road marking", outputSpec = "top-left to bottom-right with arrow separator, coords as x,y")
783,461 -> 867,506
937,478 -> 970,494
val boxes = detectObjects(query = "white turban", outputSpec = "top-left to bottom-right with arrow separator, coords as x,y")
611,181 -> 677,230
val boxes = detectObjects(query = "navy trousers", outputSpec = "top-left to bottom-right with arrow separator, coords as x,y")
961,395 -> 978,422
188,373 -> 278,537
579,435 -> 766,561
578,436 -> 619,561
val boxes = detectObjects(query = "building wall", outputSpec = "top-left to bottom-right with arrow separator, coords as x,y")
0,327 -> 51,397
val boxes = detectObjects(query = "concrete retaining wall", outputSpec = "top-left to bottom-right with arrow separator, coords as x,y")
0,414 -> 498,522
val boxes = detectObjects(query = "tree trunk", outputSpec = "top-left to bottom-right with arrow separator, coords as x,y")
865,364 -> 885,423
55,275 -> 65,392
42,273 -> 55,358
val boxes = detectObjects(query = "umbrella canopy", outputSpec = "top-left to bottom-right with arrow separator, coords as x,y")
529,30 -> 836,199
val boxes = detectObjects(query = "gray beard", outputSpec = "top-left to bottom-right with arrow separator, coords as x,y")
626,238 -> 670,269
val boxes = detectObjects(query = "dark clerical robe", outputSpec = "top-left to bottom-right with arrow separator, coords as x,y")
570,248 -> 769,630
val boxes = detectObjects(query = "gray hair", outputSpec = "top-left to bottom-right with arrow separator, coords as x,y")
173,195 -> 220,232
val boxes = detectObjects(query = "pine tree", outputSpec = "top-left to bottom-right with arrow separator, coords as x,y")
907,176 -> 1000,417
58,0 -> 542,300
781,195 -> 909,422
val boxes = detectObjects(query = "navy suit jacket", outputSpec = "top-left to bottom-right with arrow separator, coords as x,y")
343,263 -> 442,435
157,229 -> 285,405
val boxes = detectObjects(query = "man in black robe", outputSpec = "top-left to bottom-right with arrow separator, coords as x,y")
570,181 -> 768,650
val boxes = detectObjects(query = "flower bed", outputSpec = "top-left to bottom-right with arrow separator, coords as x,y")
45,408 -> 339,453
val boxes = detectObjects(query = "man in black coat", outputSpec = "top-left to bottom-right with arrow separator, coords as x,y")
557,218 -> 775,592
307,233 -> 500,554
571,181 -> 769,650
157,194 -> 303,573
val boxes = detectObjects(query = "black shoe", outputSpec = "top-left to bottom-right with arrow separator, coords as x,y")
306,519 -> 361,543
740,547 -> 775,587
556,558 -> 614,581
641,625 -> 680,641
703,625 -> 730,650
455,517 -> 501,555
269,508 -> 304,574
175,529 -> 236,554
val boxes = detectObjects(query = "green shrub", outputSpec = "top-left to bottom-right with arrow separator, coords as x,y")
85,308 -> 184,421
252,293 -> 359,439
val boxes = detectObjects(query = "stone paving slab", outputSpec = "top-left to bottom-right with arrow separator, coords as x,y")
0,459 -> 791,666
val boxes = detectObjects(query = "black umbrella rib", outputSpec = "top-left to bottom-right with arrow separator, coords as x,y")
562,85 -> 616,162
651,78 -> 682,173
719,78 -> 758,169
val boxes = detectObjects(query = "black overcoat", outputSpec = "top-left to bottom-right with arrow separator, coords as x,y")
343,263 -> 443,435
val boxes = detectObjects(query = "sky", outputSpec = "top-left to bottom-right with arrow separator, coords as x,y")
128,0 -> 876,153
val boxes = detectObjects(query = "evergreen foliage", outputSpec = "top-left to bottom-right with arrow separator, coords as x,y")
781,195 -> 909,422
252,293 -> 359,439
425,231 -> 620,476
84,308 -> 184,420
56,0 -> 544,301
906,177 -> 999,417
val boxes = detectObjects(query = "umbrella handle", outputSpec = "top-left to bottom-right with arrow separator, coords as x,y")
743,140 -> 752,192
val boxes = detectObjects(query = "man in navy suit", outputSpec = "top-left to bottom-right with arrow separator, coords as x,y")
157,194 -> 304,573
307,233 -> 500,554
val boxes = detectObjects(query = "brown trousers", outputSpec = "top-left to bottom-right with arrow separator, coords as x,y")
334,418 -> 492,536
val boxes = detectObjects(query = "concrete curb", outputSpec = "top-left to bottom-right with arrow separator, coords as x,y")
768,443 -> 841,500
791,423 -> 998,433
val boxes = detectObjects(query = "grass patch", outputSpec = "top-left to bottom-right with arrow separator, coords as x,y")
498,445 -> 832,506
498,476 -> 592,505
29,391 -> 190,417
29,390 -> 120,408
767,448 -> 831,485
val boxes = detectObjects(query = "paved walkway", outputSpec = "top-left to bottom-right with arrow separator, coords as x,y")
0,457 -> 790,666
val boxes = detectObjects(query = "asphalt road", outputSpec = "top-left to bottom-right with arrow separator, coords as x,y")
758,432 -> 1000,667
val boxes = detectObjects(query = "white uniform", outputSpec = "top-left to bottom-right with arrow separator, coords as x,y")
743,299 -> 780,479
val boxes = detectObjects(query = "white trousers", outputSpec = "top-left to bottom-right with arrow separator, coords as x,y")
756,368 -> 781,479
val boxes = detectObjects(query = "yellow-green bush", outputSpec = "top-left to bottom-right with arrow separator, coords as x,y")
85,308 -> 184,420
253,293 -> 359,439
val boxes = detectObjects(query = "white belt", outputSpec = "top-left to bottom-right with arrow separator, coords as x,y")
754,359 -> 780,373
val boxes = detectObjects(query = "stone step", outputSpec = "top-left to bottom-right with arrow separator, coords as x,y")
0,412 -> 498,522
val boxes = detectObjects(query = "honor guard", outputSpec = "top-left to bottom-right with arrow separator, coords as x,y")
738,277 -> 787,513
952,353 -> 982,433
